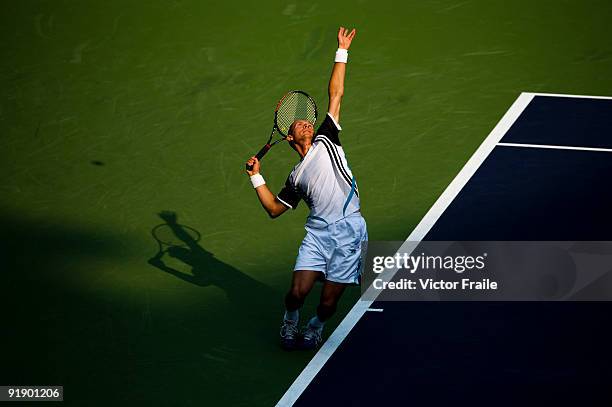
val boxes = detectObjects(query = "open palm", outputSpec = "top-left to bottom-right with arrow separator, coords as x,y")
338,27 -> 356,50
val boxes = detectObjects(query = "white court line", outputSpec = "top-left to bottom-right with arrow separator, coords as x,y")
525,92 -> 612,100
498,142 -> 612,153
275,91 -> 608,406
366,308 -> 384,312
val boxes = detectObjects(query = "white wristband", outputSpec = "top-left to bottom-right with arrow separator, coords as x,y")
335,48 -> 348,63
250,174 -> 265,189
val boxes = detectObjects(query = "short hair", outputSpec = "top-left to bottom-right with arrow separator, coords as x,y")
288,120 -> 298,136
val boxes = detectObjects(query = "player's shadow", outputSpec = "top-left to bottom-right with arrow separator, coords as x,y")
147,211 -> 276,308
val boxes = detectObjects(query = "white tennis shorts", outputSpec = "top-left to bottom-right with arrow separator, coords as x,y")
294,212 -> 368,284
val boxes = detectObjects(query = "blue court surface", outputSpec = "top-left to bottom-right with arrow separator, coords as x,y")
278,93 -> 612,406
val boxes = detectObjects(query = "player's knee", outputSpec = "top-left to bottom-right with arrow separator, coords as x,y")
290,282 -> 311,300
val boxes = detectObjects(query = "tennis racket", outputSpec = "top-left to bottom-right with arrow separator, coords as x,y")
246,90 -> 317,170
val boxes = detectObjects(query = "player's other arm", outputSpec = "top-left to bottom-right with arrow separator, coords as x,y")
327,26 -> 356,124
245,156 -> 288,218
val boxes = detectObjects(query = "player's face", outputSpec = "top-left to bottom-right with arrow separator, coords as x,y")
289,120 -> 314,142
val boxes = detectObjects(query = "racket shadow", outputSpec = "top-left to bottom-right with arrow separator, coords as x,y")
148,211 -> 276,308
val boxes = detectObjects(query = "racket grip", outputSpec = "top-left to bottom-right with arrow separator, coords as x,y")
246,144 -> 271,170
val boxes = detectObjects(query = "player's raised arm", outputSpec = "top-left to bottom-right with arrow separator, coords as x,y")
327,27 -> 356,123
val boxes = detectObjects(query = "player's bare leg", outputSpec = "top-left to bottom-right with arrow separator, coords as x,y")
301,280 -> 346,350
280,270 -> 321,350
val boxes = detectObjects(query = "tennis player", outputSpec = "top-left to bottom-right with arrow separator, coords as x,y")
245,27 -> 366,350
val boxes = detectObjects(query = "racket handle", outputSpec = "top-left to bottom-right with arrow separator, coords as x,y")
246,144 -> 271,170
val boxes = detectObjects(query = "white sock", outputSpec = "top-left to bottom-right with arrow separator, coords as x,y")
308,316 -> 325,332
284,309 -> 299,322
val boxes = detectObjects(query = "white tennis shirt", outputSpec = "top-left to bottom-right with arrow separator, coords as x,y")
277,113 -> 360,225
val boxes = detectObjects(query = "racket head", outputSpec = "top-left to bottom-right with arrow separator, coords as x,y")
274,90 -> 318,137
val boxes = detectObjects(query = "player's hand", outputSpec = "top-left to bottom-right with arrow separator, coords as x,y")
338,27 -> 356,50
245,156 -> 260,176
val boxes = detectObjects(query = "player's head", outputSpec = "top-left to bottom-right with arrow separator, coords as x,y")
286,119 -> 314,148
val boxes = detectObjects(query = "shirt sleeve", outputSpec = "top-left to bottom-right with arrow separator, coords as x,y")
316,112 -> 343,146
276,176 -> 300,209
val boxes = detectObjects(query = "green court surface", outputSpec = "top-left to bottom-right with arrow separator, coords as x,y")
2,1 -> 611,405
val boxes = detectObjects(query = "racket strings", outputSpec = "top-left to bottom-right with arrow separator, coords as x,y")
276,92 -> 317,136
